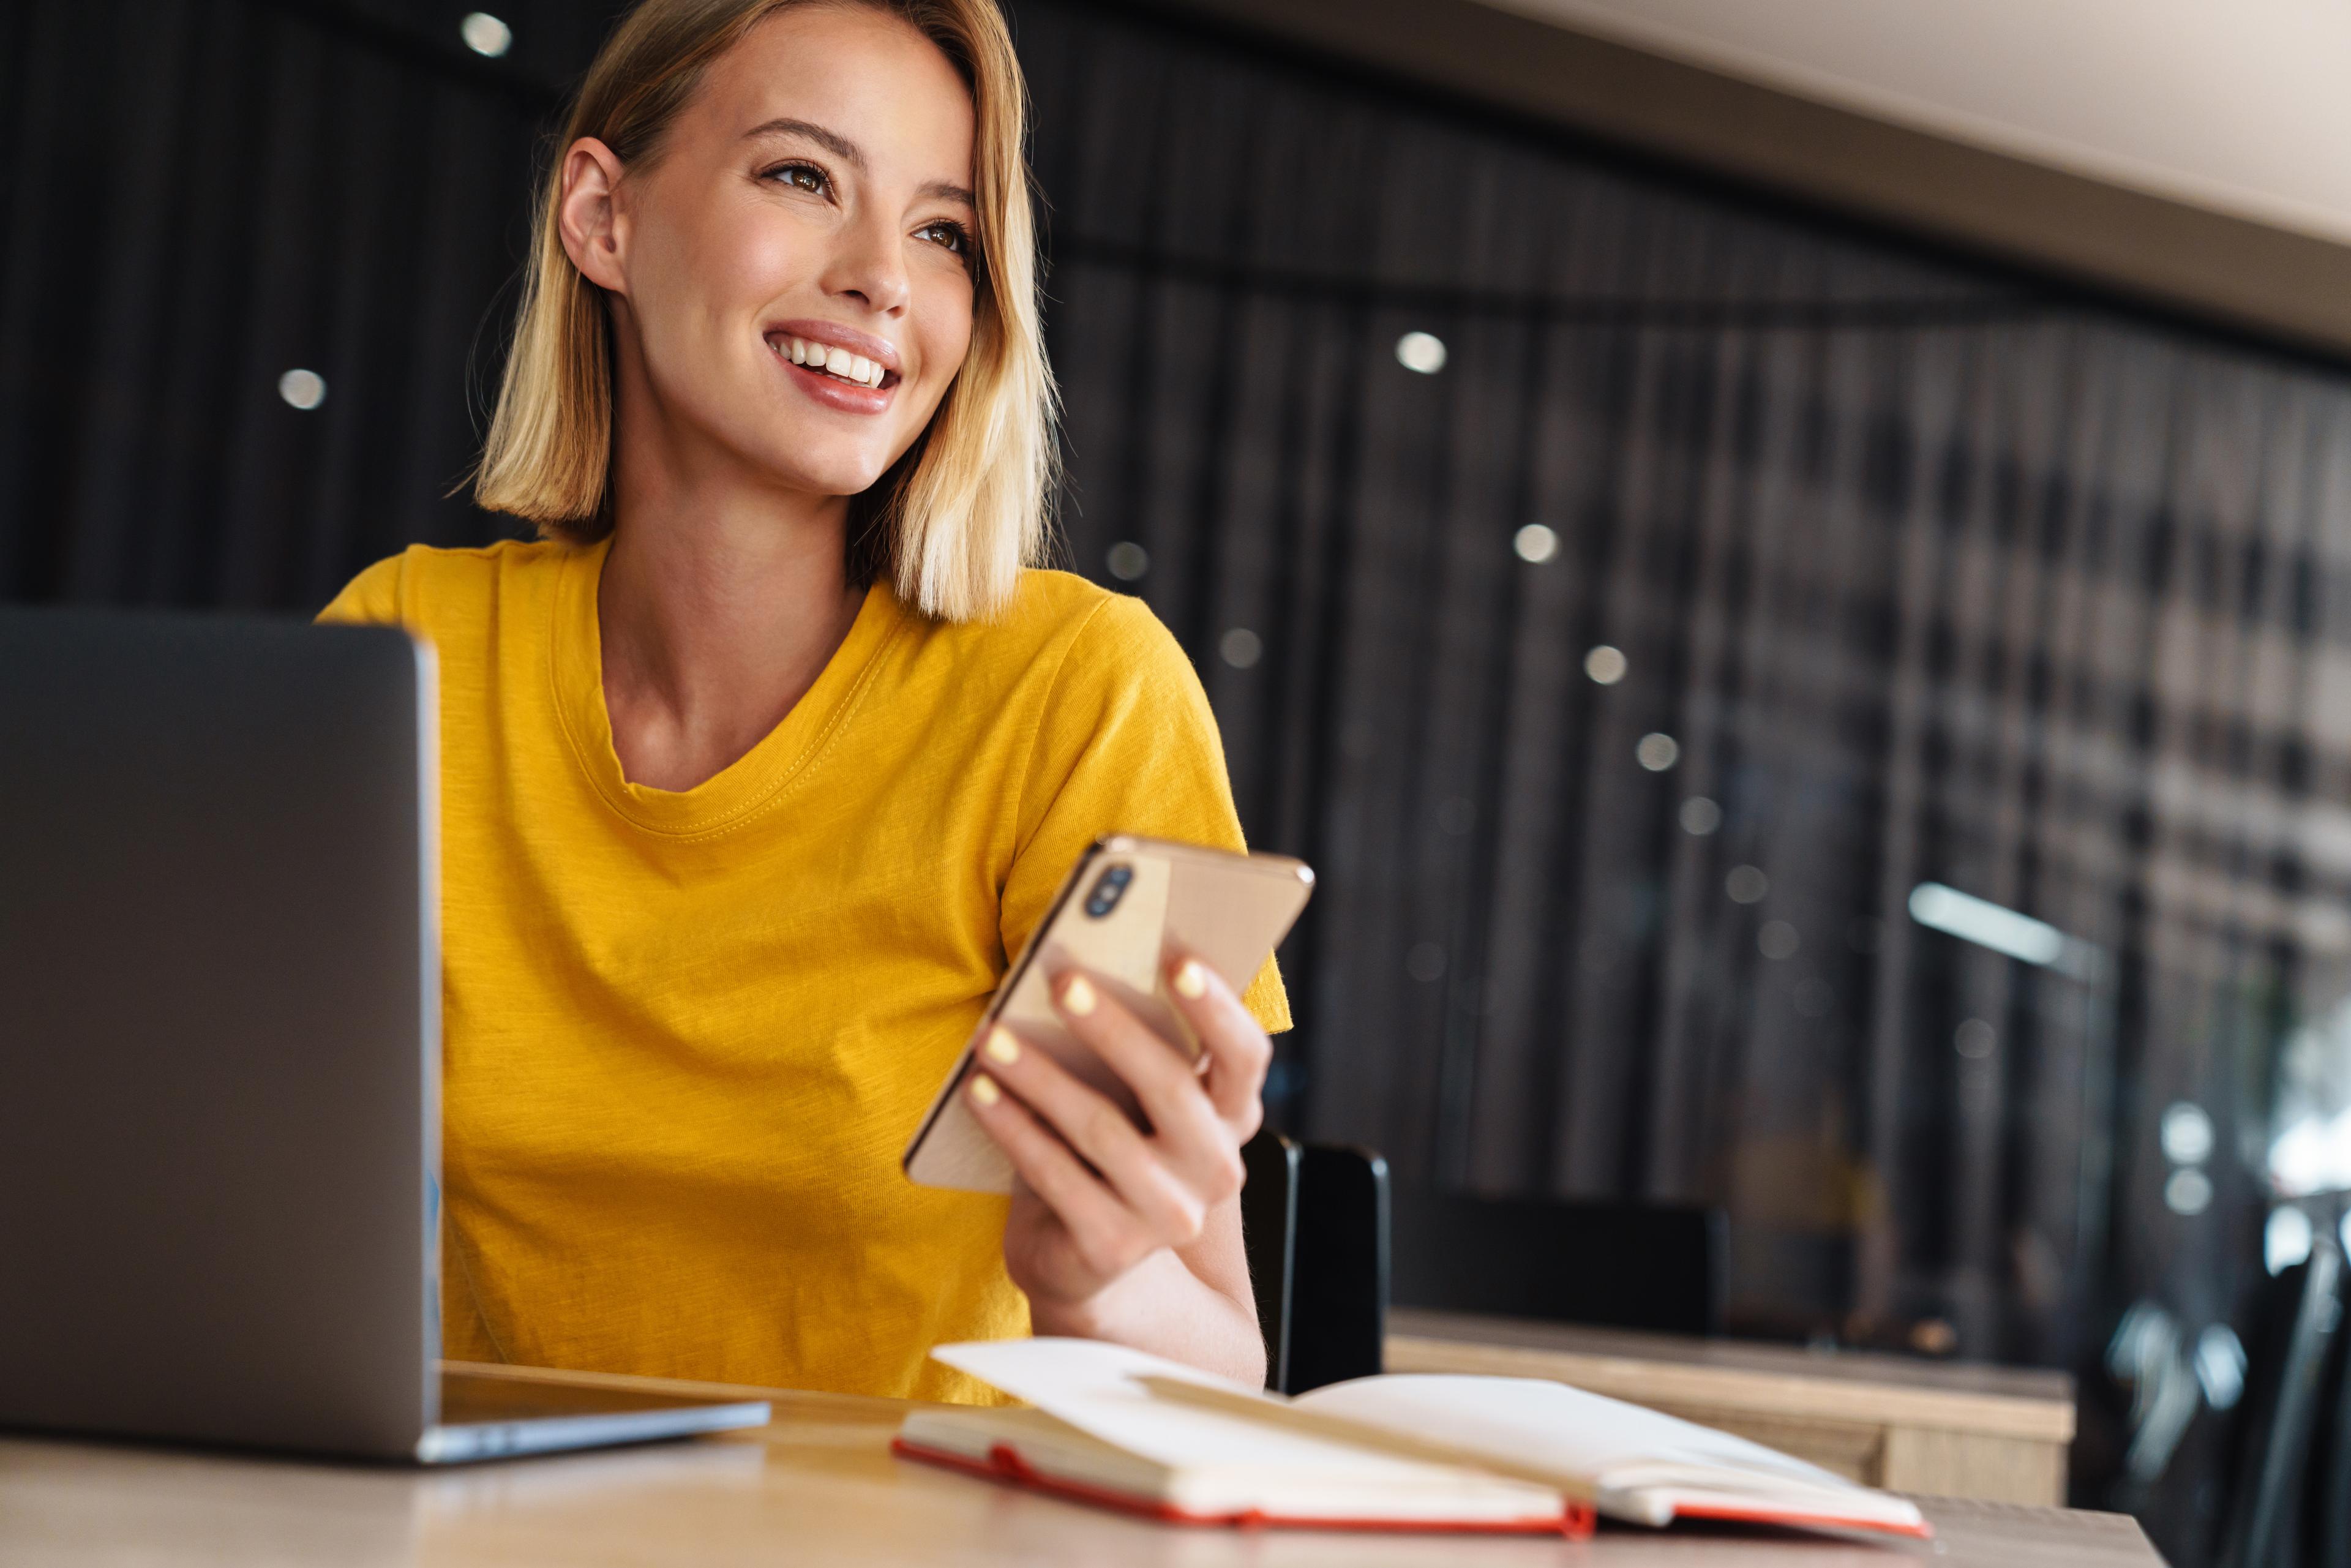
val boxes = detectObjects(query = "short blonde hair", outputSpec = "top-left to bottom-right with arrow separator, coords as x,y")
474,0 -> 1053,623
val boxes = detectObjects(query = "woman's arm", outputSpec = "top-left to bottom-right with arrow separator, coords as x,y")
961,951 -> 1272,1386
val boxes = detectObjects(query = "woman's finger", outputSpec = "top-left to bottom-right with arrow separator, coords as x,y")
1161,950 -> 1272,1128
962,1069 -> 1153,1275
977,1022 -> 1210,1244
1051,973 -> 1234,1192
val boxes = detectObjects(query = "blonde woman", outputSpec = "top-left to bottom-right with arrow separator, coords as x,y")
320,0 -> 1283,1401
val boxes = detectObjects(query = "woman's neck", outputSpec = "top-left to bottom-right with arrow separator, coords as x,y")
594,471 -> 866,794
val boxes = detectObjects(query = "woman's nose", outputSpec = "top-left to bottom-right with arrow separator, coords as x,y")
824,208 -> 912,317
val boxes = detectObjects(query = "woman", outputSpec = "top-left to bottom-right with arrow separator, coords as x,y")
320,0 -> 1283,1403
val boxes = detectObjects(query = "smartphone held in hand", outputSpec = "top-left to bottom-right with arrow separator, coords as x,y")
901,835 -> 1313,1193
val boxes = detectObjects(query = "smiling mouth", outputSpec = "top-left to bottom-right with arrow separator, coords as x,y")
771,334 -> 896,390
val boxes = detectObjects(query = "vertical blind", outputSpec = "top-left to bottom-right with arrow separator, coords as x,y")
1027,0 -> 2345,1328
8,0 -> 2351,1547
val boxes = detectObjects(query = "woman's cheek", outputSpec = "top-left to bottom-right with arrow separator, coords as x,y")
910,310 -> 974,415
727,221 -> 808,301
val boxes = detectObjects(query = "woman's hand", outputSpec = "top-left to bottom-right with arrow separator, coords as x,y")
962,951 -> 1270,1367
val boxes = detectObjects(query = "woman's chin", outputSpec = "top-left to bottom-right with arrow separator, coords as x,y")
689,425 -> 893,504
751,450 -> 893,503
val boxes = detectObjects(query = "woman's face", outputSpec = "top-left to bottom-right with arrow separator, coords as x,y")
569,4 -> 979,503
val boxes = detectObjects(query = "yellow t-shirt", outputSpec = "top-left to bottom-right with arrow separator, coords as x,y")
319,536 -> 1286,1404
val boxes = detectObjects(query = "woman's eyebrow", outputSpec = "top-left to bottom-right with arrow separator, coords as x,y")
743,116 -> 865,171
743,118 -> 973,208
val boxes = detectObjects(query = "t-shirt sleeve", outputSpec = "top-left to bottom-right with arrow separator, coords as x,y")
315,551 -> 408,626
999,593 -> 1292,1035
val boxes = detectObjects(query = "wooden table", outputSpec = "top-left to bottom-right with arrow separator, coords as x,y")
4,1362 -> 2150,1566
1388,1310 -> 2077,1507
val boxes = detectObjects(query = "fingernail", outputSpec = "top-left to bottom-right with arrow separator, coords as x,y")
1173,959 -> 1208,999
1060,975 -> 1097,1016
984,1026 -> 1021,1066
969,1073 -> 1001,1107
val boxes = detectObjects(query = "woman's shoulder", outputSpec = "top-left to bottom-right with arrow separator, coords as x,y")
891,569 -> 1209,763
934,570 -> 1219,765
932,567 -> 1190,689
316,537 -> 574,629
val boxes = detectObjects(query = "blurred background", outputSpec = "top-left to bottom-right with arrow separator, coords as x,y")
12,0 -> 2351,1558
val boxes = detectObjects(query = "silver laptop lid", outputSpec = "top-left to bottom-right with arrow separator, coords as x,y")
0,609 -> 441,1458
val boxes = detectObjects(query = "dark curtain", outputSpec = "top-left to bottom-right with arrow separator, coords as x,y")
1024,19 -> 2351,1545
0,0 -> 609,608
8,0 -> 2348,1553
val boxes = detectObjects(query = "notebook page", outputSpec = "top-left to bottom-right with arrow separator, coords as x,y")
929,1339 -> 1556,1496
1292,1375 -> 1920,1526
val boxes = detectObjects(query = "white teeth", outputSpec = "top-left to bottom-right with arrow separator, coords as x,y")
778,336 -> 888,388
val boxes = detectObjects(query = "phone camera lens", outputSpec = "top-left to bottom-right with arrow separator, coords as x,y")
1084,864 -> 1134,918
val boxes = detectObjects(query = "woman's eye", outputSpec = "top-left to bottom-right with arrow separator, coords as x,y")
915,220 -> 969,255
769,162 -> 829,197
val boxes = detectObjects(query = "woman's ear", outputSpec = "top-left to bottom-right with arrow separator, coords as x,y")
557,138 -> 631,294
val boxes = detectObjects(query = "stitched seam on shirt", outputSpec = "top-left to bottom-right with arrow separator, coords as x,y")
1004,595 -> 1120,871
646,612 -> 909,843
635,585 -> 1115,846
442,1208 -> 516,1365
547,577 -> 629,826
544,562 -> 909,840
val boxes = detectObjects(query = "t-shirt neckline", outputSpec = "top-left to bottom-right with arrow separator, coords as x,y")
547,536 -> 904,838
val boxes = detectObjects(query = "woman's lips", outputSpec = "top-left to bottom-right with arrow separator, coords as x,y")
769,336 -> 894,413
774,332 -> 893,389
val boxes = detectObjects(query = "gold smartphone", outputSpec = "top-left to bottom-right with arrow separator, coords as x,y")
901,835 -> 1315,1194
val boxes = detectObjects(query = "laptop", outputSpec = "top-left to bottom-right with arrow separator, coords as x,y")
0,608 -> 769,1462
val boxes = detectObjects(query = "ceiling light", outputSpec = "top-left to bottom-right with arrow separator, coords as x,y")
460,12 -> 511,56
1394,331 -> 1447,373
277,369 -> 326,410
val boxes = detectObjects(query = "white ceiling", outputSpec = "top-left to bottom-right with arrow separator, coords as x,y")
1477,0 -> 2351,246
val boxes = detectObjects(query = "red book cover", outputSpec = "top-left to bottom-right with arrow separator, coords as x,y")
891,1435 -> 1602,1539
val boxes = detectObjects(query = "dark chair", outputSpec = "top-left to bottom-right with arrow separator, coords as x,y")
1387,1187 -> 1727,1337
1240,1133 -> 1390,1394
2214,1233 -> 2343,1568
1284,1144 -> 1389,1394
1239,1130 -> 1300,1392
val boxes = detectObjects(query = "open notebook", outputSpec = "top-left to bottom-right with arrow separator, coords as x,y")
895,1338 -> 1932,1540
